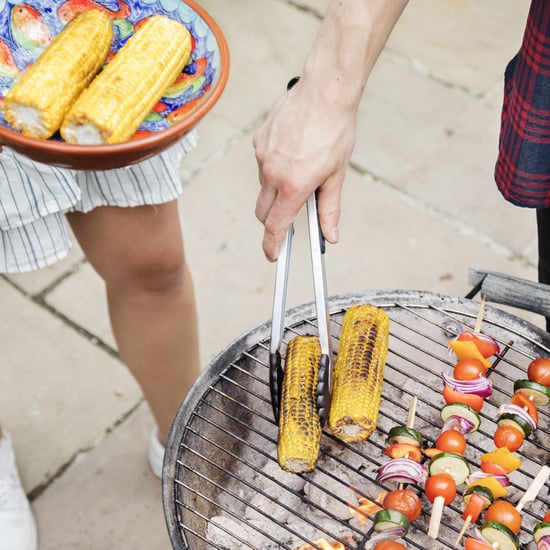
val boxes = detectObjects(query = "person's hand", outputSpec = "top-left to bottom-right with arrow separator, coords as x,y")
253,79 -> 356,261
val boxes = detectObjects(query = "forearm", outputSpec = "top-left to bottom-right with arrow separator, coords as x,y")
301,0 -> 409,110
254,0 -> 408,260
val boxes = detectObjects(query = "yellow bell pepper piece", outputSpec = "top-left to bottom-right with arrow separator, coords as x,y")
480,447 -> 521,473
449,340 -> 492,369
466,475 -> 508,499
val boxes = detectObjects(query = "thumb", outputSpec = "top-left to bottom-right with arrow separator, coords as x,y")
316,173 -> 343,244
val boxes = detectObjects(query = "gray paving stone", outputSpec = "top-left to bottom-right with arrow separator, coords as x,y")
352,51 -> 537,258
387,0 -> 530,94
0,278 -> 141,492
44,262 -> 116,351
179,0 -> 322,174
33,404 -> 169,550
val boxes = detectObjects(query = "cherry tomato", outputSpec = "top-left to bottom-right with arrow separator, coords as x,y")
527,358 -> 550,386
373,542 -> 407,550
544,511 -> 550,522
493,425 -> 524,452
425,473 -> 456,505
464,538 -> 493,550
382,489 -> 422,522
453,358 -> 487,380
435,429 -> 467,455
442,385 -> 484,412
457,331 -> 500,358
510,391 -> 539,424
485,500 -> 522,534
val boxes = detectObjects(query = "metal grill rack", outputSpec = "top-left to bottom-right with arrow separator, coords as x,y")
163,289 -> 550,550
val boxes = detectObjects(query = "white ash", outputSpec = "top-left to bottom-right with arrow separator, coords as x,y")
254,457 -> 306,493
245,490 -> 302,524
207,515 -> 285,549
303,469 -> 358,521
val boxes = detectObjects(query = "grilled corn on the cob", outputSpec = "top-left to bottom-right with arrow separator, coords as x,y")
61,15 -> 192,144
277,335 -> 322,473
328,304 -> 390,443
4,9 -> 113,139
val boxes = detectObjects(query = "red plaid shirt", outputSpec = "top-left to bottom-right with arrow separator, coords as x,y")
495,0 -> 550,208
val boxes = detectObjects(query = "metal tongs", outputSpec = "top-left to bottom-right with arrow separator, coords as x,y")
269,192 -> 332,425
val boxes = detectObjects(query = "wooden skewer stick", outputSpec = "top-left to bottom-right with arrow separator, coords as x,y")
406,396 -> 418,430
428,495 -> 445,539
474,295 -> 486,333
516,465 -> 550,512
398,396 -> 419,490
453,515 -> 472,547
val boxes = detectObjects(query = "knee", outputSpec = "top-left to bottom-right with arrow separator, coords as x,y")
101,247 -> 186,295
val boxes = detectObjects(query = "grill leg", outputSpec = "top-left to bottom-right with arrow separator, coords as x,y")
536,208 -> 550,331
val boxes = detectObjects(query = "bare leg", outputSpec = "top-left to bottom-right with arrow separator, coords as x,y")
67,201 -> 200,445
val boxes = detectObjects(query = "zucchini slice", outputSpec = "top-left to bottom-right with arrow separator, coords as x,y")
534,521 -> 550,544
480,520 -> 519,550
373,508 -> 410,534
514,379 -> 550,407
387,426 -> 423,447
440,402 -> 481,433
428,452 -> 471,485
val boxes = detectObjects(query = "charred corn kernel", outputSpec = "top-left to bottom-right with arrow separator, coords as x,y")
329,304 -> 389,443
4,9 -> 113,139
61,15 -> 192,144
277,335 -> 322,473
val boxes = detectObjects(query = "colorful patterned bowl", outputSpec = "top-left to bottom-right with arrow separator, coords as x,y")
0,0 -> 229,169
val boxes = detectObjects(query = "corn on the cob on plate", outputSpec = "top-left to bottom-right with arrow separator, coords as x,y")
4,9 -> 113,139
60,15 -> 192,145
328,304 -> 390,443
277,335 -> 322,474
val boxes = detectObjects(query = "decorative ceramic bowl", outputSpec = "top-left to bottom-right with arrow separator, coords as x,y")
0,0 -> 229,169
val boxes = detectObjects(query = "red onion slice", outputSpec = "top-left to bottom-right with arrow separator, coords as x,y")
498,402 -> 538,432
376,458 -> 428,486
441,415 -> 475,434
441,372 -> 493,398
366,528 -> 407,547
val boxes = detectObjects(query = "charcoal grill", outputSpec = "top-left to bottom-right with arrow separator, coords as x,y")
162,282 -> 550,550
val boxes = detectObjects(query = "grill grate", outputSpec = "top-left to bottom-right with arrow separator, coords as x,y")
163,291 -> 550,550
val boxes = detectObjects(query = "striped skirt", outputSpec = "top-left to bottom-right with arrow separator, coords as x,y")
0,131 -> 197,274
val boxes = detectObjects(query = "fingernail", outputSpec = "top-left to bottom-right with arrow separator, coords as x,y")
329,226 -> 339,243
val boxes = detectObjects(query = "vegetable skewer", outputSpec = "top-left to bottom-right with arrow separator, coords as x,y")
398,396 -> 418,491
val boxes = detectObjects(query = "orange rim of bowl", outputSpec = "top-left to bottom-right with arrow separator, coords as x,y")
0,0 -> 230,158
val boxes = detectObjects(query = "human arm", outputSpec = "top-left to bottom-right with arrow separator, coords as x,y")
253,0 -> 408,261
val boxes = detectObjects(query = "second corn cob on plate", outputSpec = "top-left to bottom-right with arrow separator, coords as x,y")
0,0 -> 229,169
4,9 -> 113,140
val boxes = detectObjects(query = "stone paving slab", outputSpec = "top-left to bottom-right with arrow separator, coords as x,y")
0,278 -> 141,492
33,404 -> 168,550
353,48 -> 536,260
387,0 -> 530,95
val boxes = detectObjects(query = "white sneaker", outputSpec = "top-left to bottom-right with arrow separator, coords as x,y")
0,431 -> 37,550
148,428 -> 165,480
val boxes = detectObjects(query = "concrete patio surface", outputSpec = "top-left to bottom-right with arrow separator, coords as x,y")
1,0 -> 542,548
